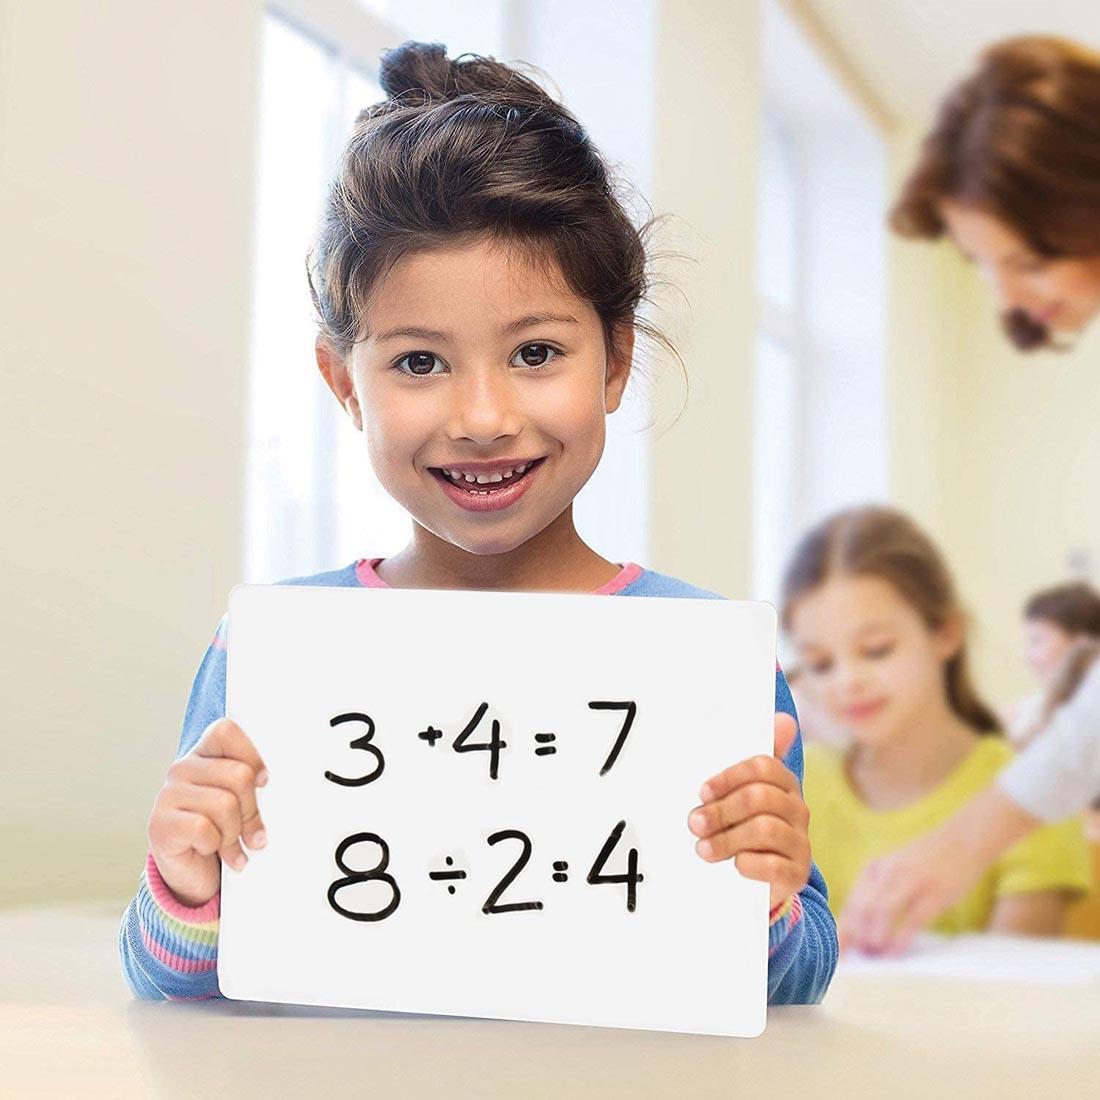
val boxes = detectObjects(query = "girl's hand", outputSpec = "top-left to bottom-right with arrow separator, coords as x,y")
687,715 -> 811,909
839,784 -> 1039,955
147,718 -> 269,909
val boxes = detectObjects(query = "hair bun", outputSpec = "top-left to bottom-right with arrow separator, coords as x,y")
379,41 -> 454,99
379,40 -> 543,104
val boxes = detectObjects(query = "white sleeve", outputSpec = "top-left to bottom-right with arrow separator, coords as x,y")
998,660 -> 1100,822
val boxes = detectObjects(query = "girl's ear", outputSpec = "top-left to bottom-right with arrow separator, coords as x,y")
315,337 -> 363,431
604,320 -> 636,414
934,612 -> 966,663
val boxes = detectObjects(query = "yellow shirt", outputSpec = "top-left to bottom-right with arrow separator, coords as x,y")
804,739 -> 1091,934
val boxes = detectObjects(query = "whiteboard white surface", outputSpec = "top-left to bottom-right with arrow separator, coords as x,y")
219,584 -> 777,1036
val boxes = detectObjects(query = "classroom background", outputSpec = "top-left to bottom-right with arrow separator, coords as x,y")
4,0 -> 1100,937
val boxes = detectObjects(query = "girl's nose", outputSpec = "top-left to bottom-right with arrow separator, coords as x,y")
448,368 -> 523,445
985,266 -> 1030,315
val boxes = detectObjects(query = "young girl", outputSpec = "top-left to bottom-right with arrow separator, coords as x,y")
783,506 -> 1090,939
118,42 -> 836,1006
1004,583 -> 1100,746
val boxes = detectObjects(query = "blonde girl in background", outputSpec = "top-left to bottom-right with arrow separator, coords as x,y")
782,506 -> 1090,941
117,42 -> 837,1005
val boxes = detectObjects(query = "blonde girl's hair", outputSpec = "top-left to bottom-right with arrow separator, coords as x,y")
780,505 -> 1001,734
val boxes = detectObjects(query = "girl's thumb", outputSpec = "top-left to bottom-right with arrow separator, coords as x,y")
774,713 -> 799,758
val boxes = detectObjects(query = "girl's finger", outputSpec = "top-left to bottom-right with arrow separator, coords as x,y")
694,814 -> 804,863
689,782 -> 806,839
173,755 -> 267,850
149,806 -> 223,860
841,866 -> 912,955
731,850 -> 791,888
169,781 -> 248,871
699,753 -> 799,803
196,718 -> 269,786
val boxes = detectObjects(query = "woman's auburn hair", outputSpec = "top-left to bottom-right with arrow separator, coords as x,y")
306,40 -> 674,370
780,505 -> 1001,735
890,35 -> 1100,351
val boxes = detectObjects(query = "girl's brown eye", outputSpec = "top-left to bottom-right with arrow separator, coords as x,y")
400,352 -> 439,375
515,343 -> 557,368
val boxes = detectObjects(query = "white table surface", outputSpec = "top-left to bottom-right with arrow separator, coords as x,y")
2,903 -> 1098,1099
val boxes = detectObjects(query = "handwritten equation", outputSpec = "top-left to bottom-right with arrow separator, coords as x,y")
321,700 -> 643,922
322,699 -> 638,784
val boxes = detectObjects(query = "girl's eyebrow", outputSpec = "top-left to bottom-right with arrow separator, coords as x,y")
856,621 -> 896,636
503,311 -> 579,334
372,312 -> 579,344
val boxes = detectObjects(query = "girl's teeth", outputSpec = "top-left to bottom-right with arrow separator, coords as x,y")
443,461 -> 535,486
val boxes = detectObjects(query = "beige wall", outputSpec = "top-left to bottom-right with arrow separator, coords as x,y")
886,125 -> 1100,710
0,0 -> 262,903
648,0 -> 760,599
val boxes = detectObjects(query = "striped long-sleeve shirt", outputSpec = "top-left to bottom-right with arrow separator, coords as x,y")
119,559 -> 838,1005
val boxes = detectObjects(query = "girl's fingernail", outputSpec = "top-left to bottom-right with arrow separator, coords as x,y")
689,810 -> 706,834
256,769 -> 269,787
696,839 -> 713,858
252,830 -> 267,849
699,783 -> 713,802
231,852 -> 247,871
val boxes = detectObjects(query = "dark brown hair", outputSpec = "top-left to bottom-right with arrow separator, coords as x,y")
1024,581 -> 1100,637
1020,637 -> 1100,748
306,40 -> 673,375
781,506 -> 1001,734
890,36 -> 1100,351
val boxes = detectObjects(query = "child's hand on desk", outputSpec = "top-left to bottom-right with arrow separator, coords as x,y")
147,718 -> 270,909
687,715 -> 810,909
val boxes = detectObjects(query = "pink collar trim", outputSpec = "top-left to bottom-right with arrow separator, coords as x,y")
354,558 -> 643,595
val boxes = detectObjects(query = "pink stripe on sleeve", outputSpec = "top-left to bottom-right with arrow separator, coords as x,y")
139,925 -> 219,974
145,851 -> 221,923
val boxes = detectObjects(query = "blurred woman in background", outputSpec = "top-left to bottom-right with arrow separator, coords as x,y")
892,36 -> 1100,352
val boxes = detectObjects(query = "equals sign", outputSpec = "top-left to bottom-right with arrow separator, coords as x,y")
534,733 -> 557,756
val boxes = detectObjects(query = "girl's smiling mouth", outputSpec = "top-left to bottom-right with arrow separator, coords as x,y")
429,456 -> 546,513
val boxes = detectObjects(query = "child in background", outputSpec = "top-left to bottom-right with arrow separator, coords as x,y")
783,506 -> 1090,938
1003,582 -> 1100,746
118,42 -> 837,1005
784,664 -> 851,751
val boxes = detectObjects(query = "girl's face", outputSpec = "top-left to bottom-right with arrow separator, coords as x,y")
317,238 -> 631,557
787,575 -> 962,748
1024,617 -> 1075,686
940,201 -> 1100,335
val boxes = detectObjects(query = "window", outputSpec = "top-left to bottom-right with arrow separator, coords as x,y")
754,0 -> 888,605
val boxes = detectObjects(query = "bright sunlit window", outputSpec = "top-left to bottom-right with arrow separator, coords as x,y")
753,0 -> 888,606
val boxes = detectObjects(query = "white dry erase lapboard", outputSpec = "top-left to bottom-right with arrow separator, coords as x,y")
219,583 -> 777,1037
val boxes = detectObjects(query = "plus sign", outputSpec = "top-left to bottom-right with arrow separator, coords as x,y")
418,725 -> 443,748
